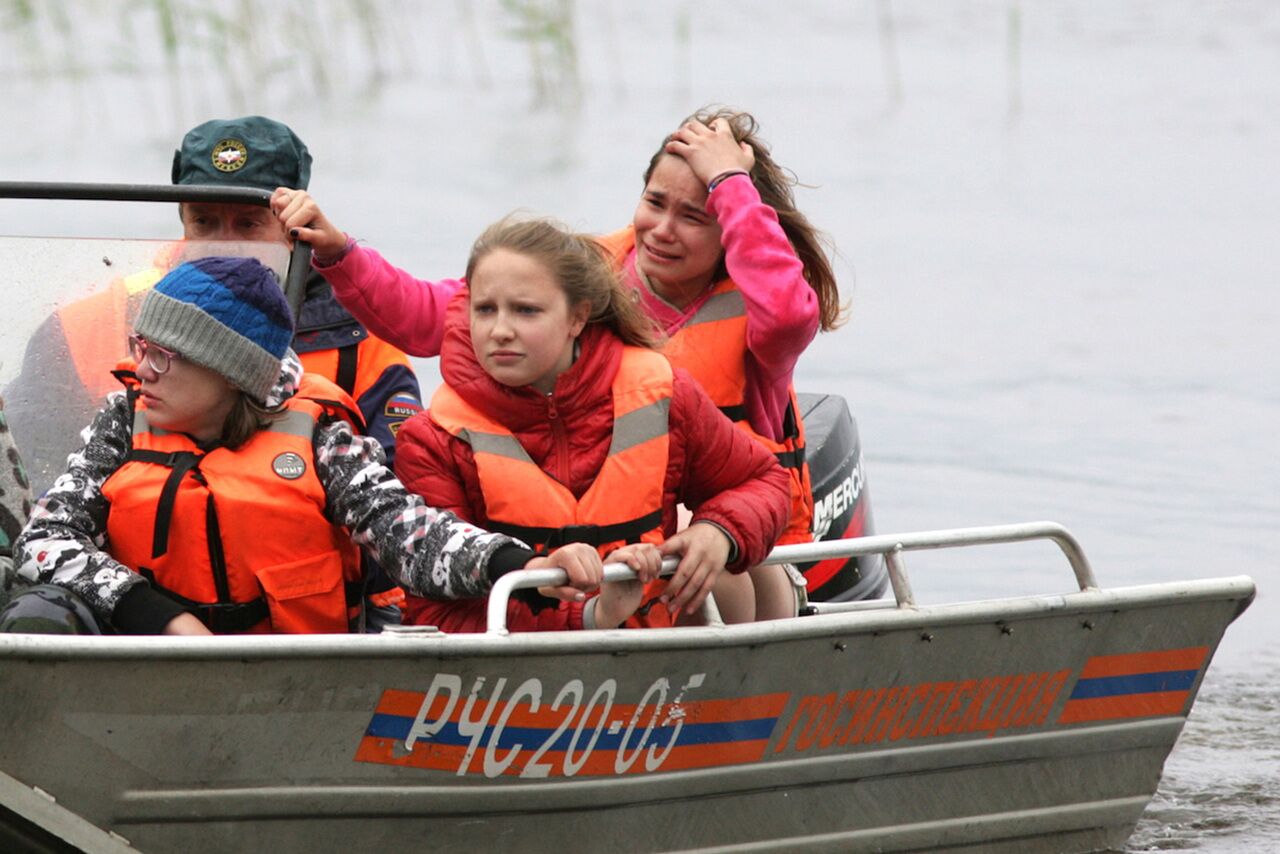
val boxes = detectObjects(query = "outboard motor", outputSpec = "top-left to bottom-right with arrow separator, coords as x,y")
796,393 -> 887,602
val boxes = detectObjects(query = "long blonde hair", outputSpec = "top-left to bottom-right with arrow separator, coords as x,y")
645,106 -> 847,331
467,215 -> 662,348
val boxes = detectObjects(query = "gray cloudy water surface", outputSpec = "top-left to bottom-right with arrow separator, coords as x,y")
3,2 -> 1277,851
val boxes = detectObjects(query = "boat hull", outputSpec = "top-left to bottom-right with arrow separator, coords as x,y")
0,576 -> 1252,853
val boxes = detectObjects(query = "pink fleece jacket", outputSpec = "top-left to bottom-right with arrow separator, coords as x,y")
313,174 -> 819,438
619,173 -> 819,441
313,245 -> 465,358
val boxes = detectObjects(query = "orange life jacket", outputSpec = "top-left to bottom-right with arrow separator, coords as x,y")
101,373 -> 364,634
598,227 -> 814,546
58,261 -> 409,614
430,346 -> 675,628
297,335 -> 416,439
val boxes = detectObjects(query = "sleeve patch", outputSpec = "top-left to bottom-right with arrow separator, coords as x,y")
385,393 -> 424,421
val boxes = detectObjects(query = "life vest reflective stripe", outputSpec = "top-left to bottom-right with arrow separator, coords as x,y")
598,227 -> 815,545
430,346 -> 674,628
102,373 -> 363,634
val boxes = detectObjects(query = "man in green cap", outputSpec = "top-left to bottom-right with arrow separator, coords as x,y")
4,116 -> 420,627
8,116 -> 424,495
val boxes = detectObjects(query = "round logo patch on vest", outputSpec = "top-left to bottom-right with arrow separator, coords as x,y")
272,452 -> 307,480
211,138 -> 249,173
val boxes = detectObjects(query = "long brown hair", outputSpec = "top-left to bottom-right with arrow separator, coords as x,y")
466,215 -> 662,349
644,107 -> 846,331
219,393 -> 283,449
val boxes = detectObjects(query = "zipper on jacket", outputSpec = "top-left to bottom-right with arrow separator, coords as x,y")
546,395 -> 572,488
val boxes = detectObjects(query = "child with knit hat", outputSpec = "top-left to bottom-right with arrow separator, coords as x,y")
5,115 -> 423,501
0,257 -> 600,636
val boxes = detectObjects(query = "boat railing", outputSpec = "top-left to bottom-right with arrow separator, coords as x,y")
485,521 -> 1096,635
0,180 -> 313,321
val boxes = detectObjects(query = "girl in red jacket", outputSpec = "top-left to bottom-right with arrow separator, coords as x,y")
393,216 -> 792,632
275,107 -> 843,615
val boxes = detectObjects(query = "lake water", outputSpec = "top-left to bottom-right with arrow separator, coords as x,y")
3,1 -> 1277,850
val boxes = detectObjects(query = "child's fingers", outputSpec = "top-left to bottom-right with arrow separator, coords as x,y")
661,548 -> 701,612
537,584 -> 588,603
637,545 -> 663,582
549,543 -> 604,589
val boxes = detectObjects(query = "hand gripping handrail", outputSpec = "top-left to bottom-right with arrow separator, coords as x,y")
484,521 -> 1095,634
485,557 -> 723,637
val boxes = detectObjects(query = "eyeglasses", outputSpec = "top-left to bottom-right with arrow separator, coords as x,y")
127,334 -> 179,375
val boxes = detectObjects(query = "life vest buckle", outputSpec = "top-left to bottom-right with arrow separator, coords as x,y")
546,524 -> 603,548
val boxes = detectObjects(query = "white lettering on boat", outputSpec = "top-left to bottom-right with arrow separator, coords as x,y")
402,672 -> 707,778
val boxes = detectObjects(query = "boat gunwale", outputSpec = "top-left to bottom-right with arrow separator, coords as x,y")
0,575 -> 1254,662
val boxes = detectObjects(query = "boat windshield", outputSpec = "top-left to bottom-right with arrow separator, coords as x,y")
0,236 -> 289,493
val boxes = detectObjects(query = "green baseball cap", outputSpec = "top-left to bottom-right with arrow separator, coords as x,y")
171,115 -> 312,191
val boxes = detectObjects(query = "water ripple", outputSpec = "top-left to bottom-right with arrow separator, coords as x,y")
1128,670 -> 1280,852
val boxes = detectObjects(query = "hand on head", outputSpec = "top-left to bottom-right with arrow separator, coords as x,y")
269,188 -> 348,260
524,542 -> 604,602
663,118 -> 755,187
658,521 -> 734,615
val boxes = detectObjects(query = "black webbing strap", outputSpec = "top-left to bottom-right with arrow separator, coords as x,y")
203,490 -> 232,603
782,398 -> 801,441
774,447 -> 806,470
717,399 -> 805,469
335,344 -> 359,396
137,568 -> 269,634
126,449 -> 204,559
344,580 -> 368,607
491,508 -> 664,552
113,368 -> 144,425
774,399 -> 805,469
111,368 -> 140,401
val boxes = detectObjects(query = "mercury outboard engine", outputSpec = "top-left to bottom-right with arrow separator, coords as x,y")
796,393 -> 887,602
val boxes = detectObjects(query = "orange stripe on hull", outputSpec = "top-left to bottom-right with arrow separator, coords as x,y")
1079,646 -> 1208,679
1058,690 -> 1190,723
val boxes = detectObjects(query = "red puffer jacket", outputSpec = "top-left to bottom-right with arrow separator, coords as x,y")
394,292 -> 791,632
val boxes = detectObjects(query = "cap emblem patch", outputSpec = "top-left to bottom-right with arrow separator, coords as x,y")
211,138 -> 249,173
272,452 -> 307,480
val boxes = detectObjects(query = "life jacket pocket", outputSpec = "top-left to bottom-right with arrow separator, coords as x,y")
254,551 -> 348,634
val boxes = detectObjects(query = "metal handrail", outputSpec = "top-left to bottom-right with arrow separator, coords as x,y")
483,558 -> 727,637
486,557 -> 726,637
766,520 -> 1096,607
0,181 -> 312,322
485,521 -> 1095,632
0,181 -> 271,205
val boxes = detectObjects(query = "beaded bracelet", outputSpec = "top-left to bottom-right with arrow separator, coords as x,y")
707,169 -> 750,193
312,234 -> 357,268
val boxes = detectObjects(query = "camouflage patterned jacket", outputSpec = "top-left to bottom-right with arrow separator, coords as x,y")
13,352 -> 532,632
0,402 -> 34,606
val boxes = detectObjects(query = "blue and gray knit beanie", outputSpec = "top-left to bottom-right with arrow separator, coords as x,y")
134,257 -> 294,404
